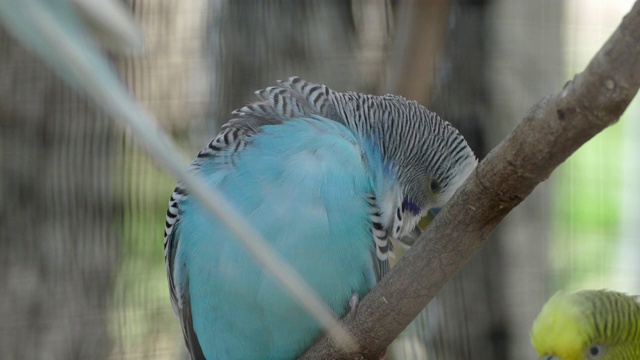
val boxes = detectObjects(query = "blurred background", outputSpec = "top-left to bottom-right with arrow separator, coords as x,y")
0,0 -> 638,359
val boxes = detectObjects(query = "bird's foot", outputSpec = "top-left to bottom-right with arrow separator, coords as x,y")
379,348 -> 387,360
346,292 -> 360,318
344,293 -> 387,360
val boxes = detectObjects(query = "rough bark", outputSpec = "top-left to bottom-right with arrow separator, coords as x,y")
301,0 -> 640,358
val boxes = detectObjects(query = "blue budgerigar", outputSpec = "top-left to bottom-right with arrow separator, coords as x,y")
164,77 -> 477,359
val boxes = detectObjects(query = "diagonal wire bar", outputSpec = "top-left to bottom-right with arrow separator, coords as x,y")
0,0 -> 356,352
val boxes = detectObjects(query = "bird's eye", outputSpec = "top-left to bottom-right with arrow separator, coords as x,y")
587,345 -> 604,359
429,179 -> 440,193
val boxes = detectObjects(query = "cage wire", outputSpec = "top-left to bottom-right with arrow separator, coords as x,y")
1,0 -> 639,359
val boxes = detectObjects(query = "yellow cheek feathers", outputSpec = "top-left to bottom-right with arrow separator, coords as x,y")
531,291 -> 589,359
531,290 -> 640,360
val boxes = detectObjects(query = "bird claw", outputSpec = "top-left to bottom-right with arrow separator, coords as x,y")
344,293 -> 387,360
347,292 -> 359,318
379,348 -> 387,360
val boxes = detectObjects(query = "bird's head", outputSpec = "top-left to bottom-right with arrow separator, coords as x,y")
374,96 -> 477,237
531,290 -> 640,360
329,90 -> 477,239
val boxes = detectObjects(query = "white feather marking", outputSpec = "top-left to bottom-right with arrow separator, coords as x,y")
376,247 -> 388,261
374,237 -> 387,248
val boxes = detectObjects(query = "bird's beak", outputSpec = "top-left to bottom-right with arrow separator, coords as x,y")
539,356 -> 559,360
397,207 -> 441,246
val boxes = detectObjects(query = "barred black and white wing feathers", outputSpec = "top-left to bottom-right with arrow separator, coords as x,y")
164,77 -> 396,289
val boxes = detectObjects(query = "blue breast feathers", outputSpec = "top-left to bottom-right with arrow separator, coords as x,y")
174,116 -> 379,359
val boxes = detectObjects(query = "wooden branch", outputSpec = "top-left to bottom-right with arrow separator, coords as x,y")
300,1 -> 640,359
385,0 -> 450,104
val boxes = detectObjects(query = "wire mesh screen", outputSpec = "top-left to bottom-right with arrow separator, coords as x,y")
551,0 -> 640,293
0,0 -> 638,359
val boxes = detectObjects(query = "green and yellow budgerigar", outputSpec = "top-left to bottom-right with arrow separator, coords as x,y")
531,290 -> 640,360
